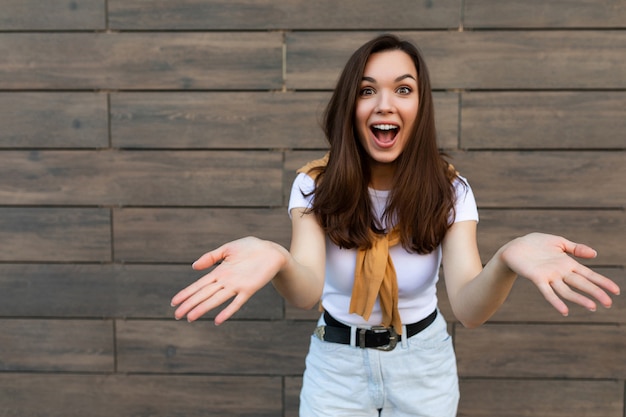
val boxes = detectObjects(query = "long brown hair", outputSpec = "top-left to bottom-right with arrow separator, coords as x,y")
307,34 -> 458,254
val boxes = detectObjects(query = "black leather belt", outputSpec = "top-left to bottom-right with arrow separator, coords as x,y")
314,309 -> 437,351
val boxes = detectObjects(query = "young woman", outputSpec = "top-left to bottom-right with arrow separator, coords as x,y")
171,34 -> 620,416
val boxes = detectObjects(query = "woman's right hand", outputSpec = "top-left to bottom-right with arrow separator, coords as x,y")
171,236 -> 289,325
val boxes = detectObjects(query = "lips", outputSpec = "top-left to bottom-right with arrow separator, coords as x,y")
370,123 -> 399,148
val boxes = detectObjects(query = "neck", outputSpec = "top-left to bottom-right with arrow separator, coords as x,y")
368,160 -> 396,190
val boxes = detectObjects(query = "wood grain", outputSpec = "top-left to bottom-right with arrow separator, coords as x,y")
455,323 -> 626,378
0,32 -> 283,90
285,376 -> 303,417
113,208 -> 291,263
450,151 -> 625,208
465,0 -> 626,28
0,208 -> 110,262
458,379 -> 624,417
0,263 -> 283,320
111,92 -> 329,149
110,91 -> 458,150
116,319 -> 312,374
0,319 -> 113,372
0,150 -> 283,206
461,92 -> 626,149
0,374 -> 282,417
286,31 -> 626,90
108,0 -> 460,30
0,93 -> 108,148
1,3 -> 624,417
0,0 -> 105,30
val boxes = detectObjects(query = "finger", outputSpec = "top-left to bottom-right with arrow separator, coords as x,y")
551,279 -> 597,312
574,265 -> 621,296
170,272 -> 218,307
536,281 -> 570,316
192,245 -> 227,270
214,293 -> 251,326
561,239 -> 597,259
567,268 -> 616,308
174,282 -> 224,320
186,288 -> 237,323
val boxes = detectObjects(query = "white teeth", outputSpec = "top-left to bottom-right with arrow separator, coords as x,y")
372,124 -> 398,131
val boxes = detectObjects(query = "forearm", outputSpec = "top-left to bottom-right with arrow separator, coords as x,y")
270,242 -> 324,310
448,245 -> 518,328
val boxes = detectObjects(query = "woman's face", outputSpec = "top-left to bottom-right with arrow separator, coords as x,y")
355,50 -> 419,167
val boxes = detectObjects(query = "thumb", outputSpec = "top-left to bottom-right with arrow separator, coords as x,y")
192,246 -> 226,270
563,240 -> 597,259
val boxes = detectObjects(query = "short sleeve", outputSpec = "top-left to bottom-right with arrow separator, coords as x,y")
287,173 -> 316,218
453,176 -> 479,223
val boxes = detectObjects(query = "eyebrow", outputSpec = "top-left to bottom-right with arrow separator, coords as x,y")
362,74 -> 417,83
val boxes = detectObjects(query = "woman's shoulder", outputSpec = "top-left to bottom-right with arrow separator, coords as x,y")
292,171 -> 316,192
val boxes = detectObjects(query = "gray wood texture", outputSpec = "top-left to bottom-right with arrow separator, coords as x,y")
0,0 -> 105,30
286,31 -> 626,90
113,208 -> 291,262
0,374 -> 282,417
0,1 -> 623,416
456,323 -> 626,378
0,150 -> 283,206
108,0 -> 461,30
458,379 -> 624,417
465,0 -> 626,28
0,33 -> 283,90
0,93 -> 108,148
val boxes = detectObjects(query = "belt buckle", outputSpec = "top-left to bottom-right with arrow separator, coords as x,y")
360,326 -> 398,351
313,325 -> 325,341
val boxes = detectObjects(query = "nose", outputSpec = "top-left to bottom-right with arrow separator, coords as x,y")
375,90 -> 394,114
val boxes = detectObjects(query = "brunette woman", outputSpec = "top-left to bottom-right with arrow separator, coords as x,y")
171,34 -> 620,416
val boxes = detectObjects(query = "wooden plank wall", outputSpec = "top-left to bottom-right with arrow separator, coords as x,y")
0,1 -> 624,416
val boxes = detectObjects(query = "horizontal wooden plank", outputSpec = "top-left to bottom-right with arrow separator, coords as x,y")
438,267 -> 626,324
0,93 -> 108,148
0,150 -> 282,206
465,0 -> 626,28
0,319 -> 113,372
0,0 -> 105,30
113,208 -> 291,263
0,32 -> 282,90
0,264 -> 283,319
0,208 -> 110,262
455,323 -> 626,378
458,379 -> 624,417
109,0 -> 460,30
111,92 -> 329,149
0,374 -> 282,417
461,92 -> 626,149
451,151 -> 625,208
286,31 -> 626,90
116,320 -> 312,374
111,91 -> 458,150
475,209 -> 624,265
285,376 -> 303,417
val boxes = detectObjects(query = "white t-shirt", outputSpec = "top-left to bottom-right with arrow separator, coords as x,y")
288,172 -> 479,326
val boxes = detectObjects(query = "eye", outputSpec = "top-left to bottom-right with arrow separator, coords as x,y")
359,86 -> 375,97
396,86 -> 412,95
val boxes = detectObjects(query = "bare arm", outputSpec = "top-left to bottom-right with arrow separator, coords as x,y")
171,207 -> 325,325
272,207 -> 326,309
442,221 -> 621,328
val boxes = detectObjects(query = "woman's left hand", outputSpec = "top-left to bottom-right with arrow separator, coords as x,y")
500,232 -> 621,316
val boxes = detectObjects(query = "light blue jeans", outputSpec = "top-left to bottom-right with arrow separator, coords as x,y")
300,310 -> 459,417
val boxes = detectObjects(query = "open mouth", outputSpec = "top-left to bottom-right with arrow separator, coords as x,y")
371,124 -> 399,147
